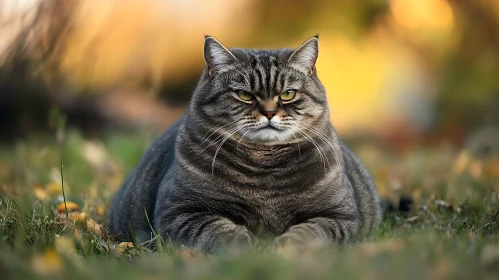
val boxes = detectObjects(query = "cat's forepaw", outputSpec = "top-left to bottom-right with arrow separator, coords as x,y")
273,231 -> 328,252
274,233 -> 306,248
229,227 -> 256,250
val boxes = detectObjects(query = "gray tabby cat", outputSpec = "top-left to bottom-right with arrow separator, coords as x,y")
108,35 -> 382,252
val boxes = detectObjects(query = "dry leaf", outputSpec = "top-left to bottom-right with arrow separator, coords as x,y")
116,242 -> 134,256
406,216 -> 420,223
74,228 -> 82,239
86,217 -> 103,237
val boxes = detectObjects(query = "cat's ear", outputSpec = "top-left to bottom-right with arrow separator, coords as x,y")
288,35 -> 319,75
204,35 -> 238,76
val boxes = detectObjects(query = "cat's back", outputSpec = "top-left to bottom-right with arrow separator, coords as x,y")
108,116 -> 184,241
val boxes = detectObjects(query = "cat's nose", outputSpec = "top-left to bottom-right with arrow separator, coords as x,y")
262,110 -> 277,120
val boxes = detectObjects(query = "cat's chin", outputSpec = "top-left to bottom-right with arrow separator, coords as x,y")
244,127 -> 295,145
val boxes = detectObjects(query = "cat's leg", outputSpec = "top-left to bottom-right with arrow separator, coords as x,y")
275,216 -> 360,247
158,213 -> 256,253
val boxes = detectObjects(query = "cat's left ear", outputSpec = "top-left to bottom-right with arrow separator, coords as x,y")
288,35 -> 319,75
204,35 -> 238,76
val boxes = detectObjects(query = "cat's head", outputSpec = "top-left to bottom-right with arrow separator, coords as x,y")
191,35 -> 329,145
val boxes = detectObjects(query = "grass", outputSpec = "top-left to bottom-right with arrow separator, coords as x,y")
0,128 -> 498,280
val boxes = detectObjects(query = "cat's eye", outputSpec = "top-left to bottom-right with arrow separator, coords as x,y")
280,90 -> 296,101
237,90 -> 254,101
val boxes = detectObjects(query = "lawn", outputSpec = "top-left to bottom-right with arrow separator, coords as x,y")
0,128 -> 498,280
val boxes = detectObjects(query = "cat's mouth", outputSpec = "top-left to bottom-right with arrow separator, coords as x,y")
262,124 -> 281,131
243,122 -> 293,144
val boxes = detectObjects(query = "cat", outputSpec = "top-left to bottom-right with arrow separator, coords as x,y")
108,35 -> 382,252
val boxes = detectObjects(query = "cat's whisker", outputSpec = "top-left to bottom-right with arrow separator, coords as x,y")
200,127 -> 237,154
200,121 -> 250,154
300,125 -> 344,181
298,124 -> 341,155
298,124 -> 343,177
212,124 -> 252,174
236,129 -> 251,153
199,118 -> 242,146
291,132 -> 301,157
296,128 -> 328,171
293,126 -> 330,172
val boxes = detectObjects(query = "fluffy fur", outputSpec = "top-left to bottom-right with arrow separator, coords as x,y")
108,35 -> 382,252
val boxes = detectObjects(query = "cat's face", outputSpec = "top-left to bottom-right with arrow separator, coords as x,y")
193,36 -> 329,145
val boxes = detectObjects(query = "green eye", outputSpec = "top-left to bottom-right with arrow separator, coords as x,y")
237,91 -> 254,101
280,90 -> 296,101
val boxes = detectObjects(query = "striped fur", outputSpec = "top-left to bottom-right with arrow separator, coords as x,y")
108,36 -> 382,252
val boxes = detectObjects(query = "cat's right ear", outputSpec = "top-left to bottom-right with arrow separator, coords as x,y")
204,35 -> 238,76
288,35 -> 319,75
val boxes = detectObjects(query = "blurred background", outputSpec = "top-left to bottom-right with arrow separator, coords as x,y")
0,0 -> 498,152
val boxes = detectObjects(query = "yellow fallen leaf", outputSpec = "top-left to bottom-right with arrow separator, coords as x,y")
359,240 -> 406,256
109,173 -> 125,192
177,249 -> 197,261
69,212 -> 87,224
485,159 -> 499,178
97,206 -> 106,216
31,249 -> 63,276
46,181 -> 64,196
469,160 -> 483,179
33,185 -> 48,201
56,201 -> 81,213
452,150 -> 469,175
411,189 -> 422,202
274,242 -> 301,260
55,235 -> 83,269
89,184 -> 98,200
55,236 -> 76,256
433,258 -> 451,279
83,141 -> 108,169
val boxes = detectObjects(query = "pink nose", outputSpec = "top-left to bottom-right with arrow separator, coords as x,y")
264,110 -> 277,120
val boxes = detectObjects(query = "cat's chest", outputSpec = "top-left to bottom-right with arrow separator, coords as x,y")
244,196 -> 296,236
234,186 -> 331,236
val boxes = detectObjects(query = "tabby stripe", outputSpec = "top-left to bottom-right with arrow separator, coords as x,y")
249,70 -> 257,90
265,64 -> 272,93
201,90 -> 225,106
174,214 -> 203,238
191,216 -> 220,241
303,91 -> 325,105
256,67 -> 265,92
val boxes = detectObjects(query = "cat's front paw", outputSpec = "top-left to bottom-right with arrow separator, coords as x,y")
229,227 -> 257,250
273,232 -> 306,248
